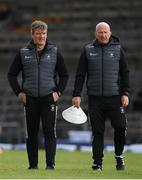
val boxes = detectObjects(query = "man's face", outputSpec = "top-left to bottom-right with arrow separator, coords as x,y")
95,24 -> 111,44
32,27 -> 47,47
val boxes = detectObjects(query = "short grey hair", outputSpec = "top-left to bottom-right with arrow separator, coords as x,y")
31,20 -> 48,34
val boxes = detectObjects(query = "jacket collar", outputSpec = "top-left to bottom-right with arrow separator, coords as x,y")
26,40 -> 55,51
93,35 -> 120,46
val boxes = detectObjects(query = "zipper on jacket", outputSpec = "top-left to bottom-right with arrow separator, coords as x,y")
35,50 -> 40,97
101,46 -> 104,96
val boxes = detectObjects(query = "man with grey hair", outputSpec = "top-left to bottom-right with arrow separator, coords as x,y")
72,22 -> 130,171
8,20 -> 69,170
31,20 -> 48,34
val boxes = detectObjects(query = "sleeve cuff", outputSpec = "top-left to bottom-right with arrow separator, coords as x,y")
57,91 -> 62,97
122,92 -> 129,97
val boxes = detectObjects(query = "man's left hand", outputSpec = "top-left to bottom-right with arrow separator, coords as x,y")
121,95 -> 129,107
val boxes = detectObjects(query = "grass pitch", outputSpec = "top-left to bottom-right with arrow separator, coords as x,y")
0,150 -> 142,179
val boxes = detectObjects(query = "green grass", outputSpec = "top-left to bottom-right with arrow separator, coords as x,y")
0,150 -> 142,179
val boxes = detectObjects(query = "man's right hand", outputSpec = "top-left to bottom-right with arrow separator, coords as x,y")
18,92 -> 26,104
72,97 -> 81,108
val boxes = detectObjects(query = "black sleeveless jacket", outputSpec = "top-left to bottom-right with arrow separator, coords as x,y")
73,36 -> 130,97
85,37 -> 120,96
20,42 -> 57,97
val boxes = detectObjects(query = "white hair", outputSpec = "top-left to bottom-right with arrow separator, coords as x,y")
96,22 -> 111,31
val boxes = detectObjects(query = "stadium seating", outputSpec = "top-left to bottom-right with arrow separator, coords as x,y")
0,0 -> 142,145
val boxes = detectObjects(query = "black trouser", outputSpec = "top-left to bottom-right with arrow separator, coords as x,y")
88,95 -> 127,165
24,94 -> 57,167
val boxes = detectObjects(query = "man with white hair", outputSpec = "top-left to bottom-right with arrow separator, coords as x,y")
72,22 -> 130,171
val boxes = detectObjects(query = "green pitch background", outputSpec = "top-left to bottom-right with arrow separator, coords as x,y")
0,150 -> 142,179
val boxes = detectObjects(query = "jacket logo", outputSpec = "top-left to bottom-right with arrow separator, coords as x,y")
25,56 -> 32,59
90,53 -> 97,56
46,54 -> 51,59
110,53 -> 114,57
